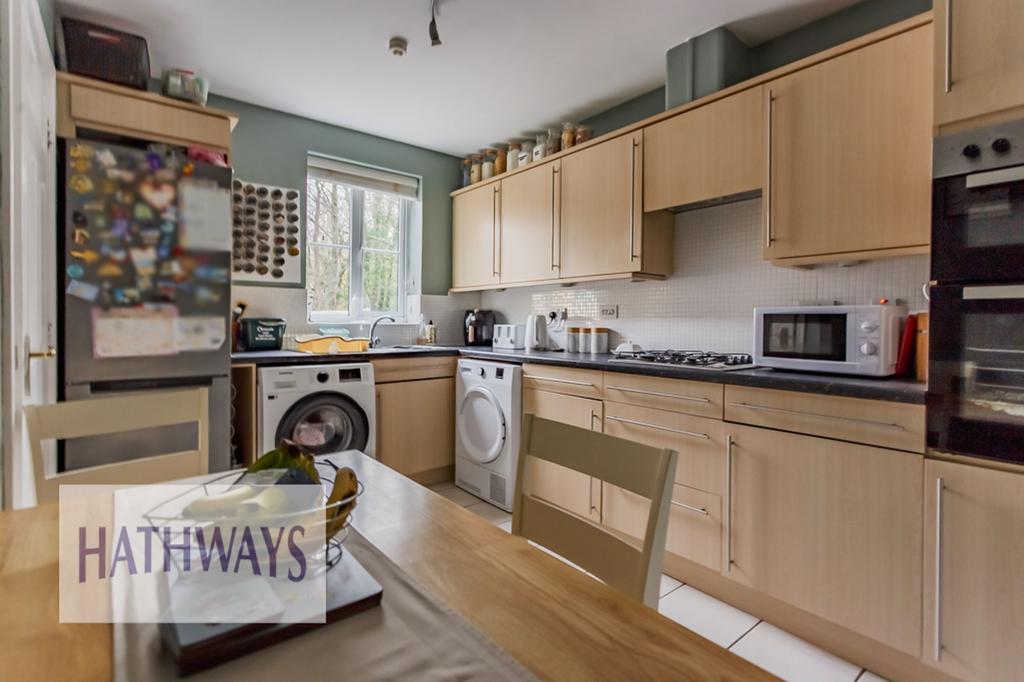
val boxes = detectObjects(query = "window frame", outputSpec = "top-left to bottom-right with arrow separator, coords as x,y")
305,177 -> 409,325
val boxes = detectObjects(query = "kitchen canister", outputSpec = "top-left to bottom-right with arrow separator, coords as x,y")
481,149 -> 496,180
566,326 -> 582,353
589,326 -> 609,354
518,140 -> 534,166
506,141 -> 520,172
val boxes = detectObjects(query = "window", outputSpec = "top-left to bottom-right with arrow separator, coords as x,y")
305,156 -> 418,323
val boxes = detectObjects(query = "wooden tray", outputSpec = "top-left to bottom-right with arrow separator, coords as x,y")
160,550 -> 382,676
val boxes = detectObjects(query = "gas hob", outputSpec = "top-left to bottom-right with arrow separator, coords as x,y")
609,350 -> 756,371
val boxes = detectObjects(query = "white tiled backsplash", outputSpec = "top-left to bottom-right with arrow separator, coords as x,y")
481,198 -> 929,353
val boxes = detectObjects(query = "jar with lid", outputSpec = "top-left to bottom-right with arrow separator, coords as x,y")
481,149 -> 496,180
588,326 -> 609,354
546,127 -> 561,156
506,141 -> 520,172
461,157 -> 471,187
519,140 -> 534,166
566,326 -> 582,353
574,124 -> 593,146
494,144 -> 507,175
561,122 -> 576,150
469,154 -> 482,184
533,133 -> 547,161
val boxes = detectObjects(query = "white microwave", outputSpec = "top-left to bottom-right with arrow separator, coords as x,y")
753,305 -> 906,377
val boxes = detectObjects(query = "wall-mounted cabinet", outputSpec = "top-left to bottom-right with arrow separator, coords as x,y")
934,0 -> 1024,132
762,24 -> 932,265
450,133 -> 673,292
644,86 -> 764,211
452,182 -> 501,290
499,159 -> 560,284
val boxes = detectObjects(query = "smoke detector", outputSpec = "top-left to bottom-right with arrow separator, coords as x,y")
389,36 -> 408,56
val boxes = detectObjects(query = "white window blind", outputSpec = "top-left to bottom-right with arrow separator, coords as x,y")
307,155 -> 420,200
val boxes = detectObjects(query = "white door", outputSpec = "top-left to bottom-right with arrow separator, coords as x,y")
1,0 -> 57,508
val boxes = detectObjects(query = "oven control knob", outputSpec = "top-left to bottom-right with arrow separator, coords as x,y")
992,137 -> 1012,154
316,371 -> 330,384
962,143 -> 982,159
860,320 -> 878,332
859,342 -> 878,356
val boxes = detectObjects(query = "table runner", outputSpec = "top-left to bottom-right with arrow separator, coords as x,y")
113,530 -> 537,681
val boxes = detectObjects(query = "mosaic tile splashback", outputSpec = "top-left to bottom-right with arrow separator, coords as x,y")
481,198 -> 929,353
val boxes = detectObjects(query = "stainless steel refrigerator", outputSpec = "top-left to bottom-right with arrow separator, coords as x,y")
59,139 -> 233,472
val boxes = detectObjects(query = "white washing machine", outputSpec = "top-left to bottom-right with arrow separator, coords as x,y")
259,363 -> 376,457
455,359 -> 521,512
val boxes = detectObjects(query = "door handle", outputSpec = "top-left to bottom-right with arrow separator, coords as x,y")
765,88 -> 775,249
934,477 -> 945,662
944,0 -> 954,93
726,435 -> 734,572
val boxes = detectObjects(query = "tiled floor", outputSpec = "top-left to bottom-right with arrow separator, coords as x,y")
426,481 -> 888,682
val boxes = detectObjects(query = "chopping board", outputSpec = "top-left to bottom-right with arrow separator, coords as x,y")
160,549 -> 382,676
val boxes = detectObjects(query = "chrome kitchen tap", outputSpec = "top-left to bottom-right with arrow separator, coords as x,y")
369,315 -> 395,348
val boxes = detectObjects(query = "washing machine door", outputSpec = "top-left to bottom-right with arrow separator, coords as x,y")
275,392 -> 370,456
457,385 -> 507,464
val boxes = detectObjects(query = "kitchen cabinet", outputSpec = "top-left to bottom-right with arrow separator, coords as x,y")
558,132 -> 673,279
763,24 -> 932,264
499,160 -> 560,284
56,72 -> 236,153
522,387 -> 602,522
452,182 -> 500,289
375,377 -> 455,484
934,0 -> 1024,131
726,424 -> 923,655
644,86 -> 764,211
922,459 -> 1024,682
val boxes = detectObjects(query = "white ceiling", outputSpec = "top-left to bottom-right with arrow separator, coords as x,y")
57,0 -> 861,157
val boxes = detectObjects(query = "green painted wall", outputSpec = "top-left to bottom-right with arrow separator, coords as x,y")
585,0 -> 931,133
207,94 -> 462,295
36,0 -> 55,53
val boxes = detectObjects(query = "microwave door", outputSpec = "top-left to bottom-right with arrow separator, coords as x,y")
927,284 -> 1024,463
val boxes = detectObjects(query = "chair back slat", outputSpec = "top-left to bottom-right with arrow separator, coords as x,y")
512,414 -> 677,608
24,388 -> 210,504
524,416 -> 670,498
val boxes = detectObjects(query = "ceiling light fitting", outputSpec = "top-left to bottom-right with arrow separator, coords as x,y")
389,36 -> 408,56
429,0 -> 441,46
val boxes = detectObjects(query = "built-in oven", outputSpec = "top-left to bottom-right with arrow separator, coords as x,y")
927,284 -> 1024,464
932,119 -> 1024,284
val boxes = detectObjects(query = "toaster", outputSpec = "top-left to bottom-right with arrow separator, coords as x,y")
492,324 -> 525,350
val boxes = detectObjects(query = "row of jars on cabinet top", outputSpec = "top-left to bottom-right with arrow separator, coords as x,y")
460,122 -> 594,187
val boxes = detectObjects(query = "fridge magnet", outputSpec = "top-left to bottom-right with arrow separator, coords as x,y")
95,148 -> 116,168
107,168 -> 135,183
69,175 -> 94,195
231,178 -> 302,286
134,203 -> 155,221
69,143 -> 94,159
130,246 -> 157,276
145,152 -> 164,171
92,304 -> 178,358
66,280 -> 99,302
98,261 -> 124,277
83,199 -> 105,212
113,288 -> 142,304
72,211 -> 88,227
139,180 -> 176,210
175,315 -> 226,352
69,249 -> 100,265
66,263 -> 85,279
73,228 -> 90,245
71,157 -> 92,173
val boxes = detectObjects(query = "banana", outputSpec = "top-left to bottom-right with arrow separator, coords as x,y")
326,467 -> 359,539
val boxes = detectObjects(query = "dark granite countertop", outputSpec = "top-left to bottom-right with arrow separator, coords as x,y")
459,348 -> 927,405
232,346 -> 926,404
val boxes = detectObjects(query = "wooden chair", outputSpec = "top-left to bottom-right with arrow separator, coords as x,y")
511,413 -> 678,608
24,387 -> 210,504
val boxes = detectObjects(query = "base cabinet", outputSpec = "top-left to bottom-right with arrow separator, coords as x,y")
923,460 -> 1024,682
375,378 -> 455,482
726,424 -> 923,656
522,387 -> 602,521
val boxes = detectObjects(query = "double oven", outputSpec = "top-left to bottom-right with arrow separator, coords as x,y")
928,120 -> 1024,464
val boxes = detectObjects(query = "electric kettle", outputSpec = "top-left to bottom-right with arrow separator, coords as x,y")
525,314 -> 548,350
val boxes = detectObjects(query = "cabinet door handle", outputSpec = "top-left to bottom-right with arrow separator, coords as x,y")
944,0 -> 954,93
551,165 -> 560,271
605,415 -> 709,440
726,435 -> 734,571
629,136 -> 640,262
765,88 -> 775,249
671,500 -> 709,516
493,186 -> 502,278
727,401 -> 907,431
606,384 -> 711,403
523,374 -> 594,387
934,476 -> 945,661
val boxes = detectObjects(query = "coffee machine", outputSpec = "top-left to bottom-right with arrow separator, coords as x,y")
463,309 -> 496,346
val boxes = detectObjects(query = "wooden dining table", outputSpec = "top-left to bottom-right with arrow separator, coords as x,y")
0,451 -> 773,681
